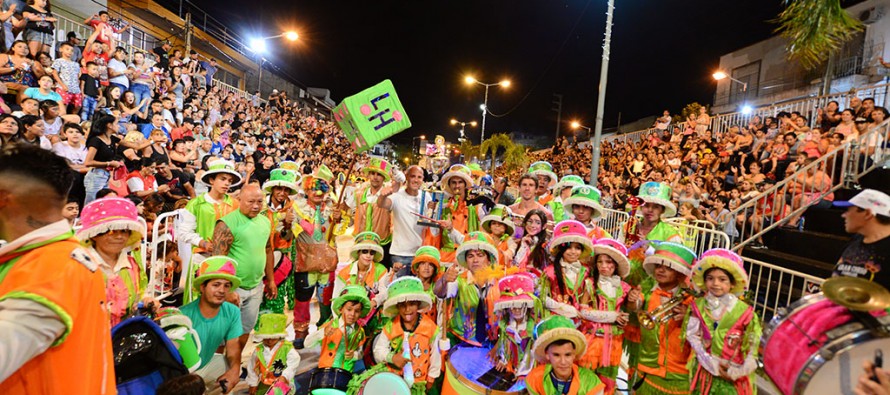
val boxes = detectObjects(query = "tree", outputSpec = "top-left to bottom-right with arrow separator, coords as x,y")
675,102 -> 705,124
775,0 -> 863,70
479,133 -> 513,170
459,140 -> 481,163
503,143 -> 530,175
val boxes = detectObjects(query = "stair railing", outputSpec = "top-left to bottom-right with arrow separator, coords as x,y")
728,120 -> 890,252
743,256 -> 825,321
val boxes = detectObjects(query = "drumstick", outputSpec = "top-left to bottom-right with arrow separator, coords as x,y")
411,212 -> 438,222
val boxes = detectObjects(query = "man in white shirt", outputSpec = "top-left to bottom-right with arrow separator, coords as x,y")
378,165 -> 425,276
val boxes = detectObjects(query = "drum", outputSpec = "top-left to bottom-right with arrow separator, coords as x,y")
308,368 -> 352,395
442,345 -> 526,395
357,371 -> 411,395
761,293 -> 890,395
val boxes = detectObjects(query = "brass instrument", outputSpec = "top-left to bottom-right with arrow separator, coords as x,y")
639,287 -> 696,330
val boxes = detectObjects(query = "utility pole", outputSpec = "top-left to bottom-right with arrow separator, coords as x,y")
552,93 -> 563,143
590,0 -> 615,187
184,12 -> 192,56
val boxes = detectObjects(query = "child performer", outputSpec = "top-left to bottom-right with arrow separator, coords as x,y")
579,238 -> 632,394
304,285 -> 371,372
411,246 -> 442,322
247,313 -> 300,395
686,249 -> 760,395
526,316 -> 606,395
490,272 -> 543,379
481,204 -> 518,265
563,185 -> 611,239
630,242 -> 696,395
513,209 -> 552,274
372,276 -> 443,394
541,220 -> 594,320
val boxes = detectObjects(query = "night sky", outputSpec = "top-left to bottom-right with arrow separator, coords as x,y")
190,0 -> 785,146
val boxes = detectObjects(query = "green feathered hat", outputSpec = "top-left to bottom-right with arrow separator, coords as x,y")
382,276 -> 432,318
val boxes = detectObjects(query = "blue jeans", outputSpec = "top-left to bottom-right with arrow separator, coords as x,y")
131,83 -> 153,113
80,96 -> 98,121
83,168 -> 110,205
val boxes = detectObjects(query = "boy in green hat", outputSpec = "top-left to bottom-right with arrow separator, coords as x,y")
628,242 -> 695,395
373,276 -> 443,394
304,285 -> 371,372
564,185 -> 611,240
481,204 -> 518,264
257,167 -> 301,319
525,316 -> 605,395
550,174 -> 584,222
247,313 -> 300,395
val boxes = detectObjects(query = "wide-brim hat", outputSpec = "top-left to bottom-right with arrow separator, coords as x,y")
349,231 -> 384,262
643,242 -> 696,277
456,231 -> 499,268
692,249 -> 748,296
441,164 -> 474,195
194,256 -> 241,290
481,204 -> 515,236
254,313 -> 288,340
563,185 -> 605,220
362,157 -> 392,182
412,246 -> 441,274
555,175 -> 584,193
528,161 -> 557,188
592,238 -> 630,278
77,197 -> 146,247
382,276 -> 432,317
332,285 -> 372,317
637,181 -> 676,217
494,272 -> 538,313
532,316 -> 587,363
201,159 -> 243,186
262,168 -> 300,194
548,220 -> 594,256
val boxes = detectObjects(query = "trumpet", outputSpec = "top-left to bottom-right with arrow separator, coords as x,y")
639,287 -> 696,330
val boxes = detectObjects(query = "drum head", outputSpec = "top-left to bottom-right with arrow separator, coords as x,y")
359,372 -> 410,395
446,345 -> 527,394
309,368 -> 352,393
798,333 -> 890,394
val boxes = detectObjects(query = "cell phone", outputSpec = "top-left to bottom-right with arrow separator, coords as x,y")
166,179 -> 178,188
872,350 -> 883,383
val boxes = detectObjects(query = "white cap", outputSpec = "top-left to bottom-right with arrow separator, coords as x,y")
834,189 -> 890,217
272,89 -> 279,93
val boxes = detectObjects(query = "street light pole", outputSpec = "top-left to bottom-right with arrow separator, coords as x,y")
590,0 -> 615,188
464,76 -> 509,144
481,85 -> 490,143
451,119 -> 477,143
257,57 -> 264,95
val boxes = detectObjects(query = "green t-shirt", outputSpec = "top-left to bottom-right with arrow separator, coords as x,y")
221,210 -> 271,289
180,300 -> 243,369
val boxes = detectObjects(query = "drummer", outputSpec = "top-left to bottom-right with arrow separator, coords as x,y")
685,249 -> 761,395
434,231 -> 501,347
373,276 -> 443,393
304,285 -> 371,373
832,189 -> 890,286
525,316 -> 606,395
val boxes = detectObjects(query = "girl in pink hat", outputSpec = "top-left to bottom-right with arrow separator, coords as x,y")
76,197 -> 152,326
579,238 -> 633,395
541,220 -> 594,322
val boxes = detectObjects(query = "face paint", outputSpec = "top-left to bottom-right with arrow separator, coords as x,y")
313,179 -> 330,196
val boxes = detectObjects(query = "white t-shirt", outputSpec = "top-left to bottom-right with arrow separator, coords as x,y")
126,176 -> 158,193
52,142 -> 86,165
388,189 -> 424,257
107,58 -> 129,88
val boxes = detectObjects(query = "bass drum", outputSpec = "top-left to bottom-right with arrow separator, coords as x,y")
308,368 -> 352,395
442,345 -> 526,395
761,293 -> 890,395
357,371 -> 411,395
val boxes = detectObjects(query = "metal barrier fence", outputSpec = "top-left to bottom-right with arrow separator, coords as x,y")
666,220 -> 731,256
148,210 -> 191,300
598,207 -> 629,237
743,257 -> 825,322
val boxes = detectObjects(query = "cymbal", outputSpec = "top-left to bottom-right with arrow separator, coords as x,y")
822,276 -> 890,312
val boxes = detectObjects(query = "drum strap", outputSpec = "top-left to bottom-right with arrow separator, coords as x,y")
632,373 -> 648,391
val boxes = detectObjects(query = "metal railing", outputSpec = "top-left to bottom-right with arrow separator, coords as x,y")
666,220 -> 731,256
743,256 -> 825,321
598,207 -> 629,237
602,122 -> 689,146
729,120 -> 890,251
148,210 -> 191,300
53,12 -> 154,64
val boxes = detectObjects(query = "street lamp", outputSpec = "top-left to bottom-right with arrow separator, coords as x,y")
412,135 -> 427,156
712,71 -> 748,91
464,75 -> 510,143
248,31 -> 300,95
571,121 -> 592,139
450,118 -> 477,143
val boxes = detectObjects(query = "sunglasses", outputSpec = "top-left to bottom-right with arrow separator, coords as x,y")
358,249 -> 375,255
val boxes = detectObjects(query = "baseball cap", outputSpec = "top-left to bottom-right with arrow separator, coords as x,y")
272,89 -> 279,94
834,189 -> 890,216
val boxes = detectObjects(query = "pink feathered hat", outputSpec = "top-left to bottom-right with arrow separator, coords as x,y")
76,197 -> 146,247
592,238 -> 630,278
548,220 -> 594,256
494,272 -> 538,313
691,248 -> 748,296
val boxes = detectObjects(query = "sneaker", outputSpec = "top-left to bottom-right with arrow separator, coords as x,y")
749,242 -> 765,250
293,338 -> 305,349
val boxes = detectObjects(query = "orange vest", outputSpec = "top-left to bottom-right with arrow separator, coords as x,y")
0,239 -> 116,395
383,315 -> 438,383
317,322 -> 366,369
637,289 -> 693,378
525,364 -> 605,395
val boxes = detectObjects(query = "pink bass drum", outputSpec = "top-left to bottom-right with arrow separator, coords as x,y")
761,293 -> 890,394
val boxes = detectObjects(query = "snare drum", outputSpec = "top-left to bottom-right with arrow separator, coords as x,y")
308,368 -> 352,395
442,345 -> 526,395
761,293 -> 890,395
357,371 -> 411,395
